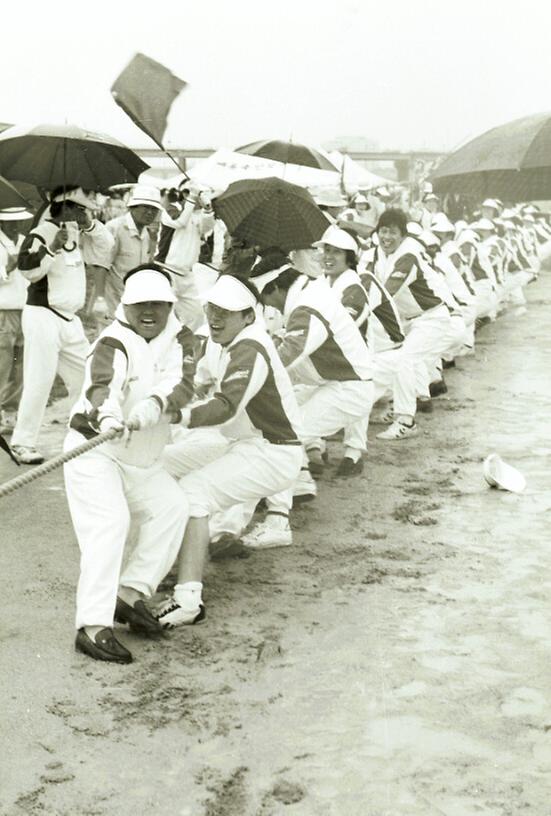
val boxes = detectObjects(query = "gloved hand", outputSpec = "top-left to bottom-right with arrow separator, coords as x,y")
99,415 -> 129,444
127,398 -> 162,431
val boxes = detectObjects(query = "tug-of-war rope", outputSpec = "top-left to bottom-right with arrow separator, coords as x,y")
0,428 -> 121,499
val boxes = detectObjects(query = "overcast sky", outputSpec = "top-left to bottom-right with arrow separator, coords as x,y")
4,0 -> 551,153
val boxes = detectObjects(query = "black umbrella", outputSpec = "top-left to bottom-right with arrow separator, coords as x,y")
213,177 -> 330,251
0,123 -> 148,191
432,111 -> 551,201
236,139 -> 338,172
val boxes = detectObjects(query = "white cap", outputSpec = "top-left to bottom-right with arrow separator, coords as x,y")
522,213 -> 536,223
500,208 -> 516,219
204,275 -> 258,311
51,187 -> 97,210
352,193 -> 368,204
128,184 -> 163,211
457,228 -> 480,246
0,206 -> 33,221
483,453 -> 526,493
431,213 -> 455,233
121,269 -> 177,305
471,218 -> 496,232
313,225 -> 358,252
375,186 -> 390,197
418,230 -> 440,247
482,198 -> 500,210
523,204 -> 539,214
423,193 -> 439,203
407,221 -> 423,236
311,187 -> 347,208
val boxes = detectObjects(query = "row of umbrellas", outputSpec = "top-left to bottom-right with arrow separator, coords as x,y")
0,125 -> 335,249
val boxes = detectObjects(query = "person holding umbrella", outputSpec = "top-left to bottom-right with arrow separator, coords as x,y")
10,187 -> 114,464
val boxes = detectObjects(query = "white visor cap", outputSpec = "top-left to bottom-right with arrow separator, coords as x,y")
205,275 -> 258,311
121,270 -> 177,305
314,225 -> 358,252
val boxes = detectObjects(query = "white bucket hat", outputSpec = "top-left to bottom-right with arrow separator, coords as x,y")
0,206 -> 33,221
313,225 -> 358,252
471,218 -> 496,232
128,184 -> 163,210
482,198 -> 500,210
483,453 -> 526,493
121,269 -> 176,305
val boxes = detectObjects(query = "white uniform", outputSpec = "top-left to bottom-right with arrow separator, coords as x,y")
277,276 -> 374,453
163,320 -> 303,522
64,310 -> 191,629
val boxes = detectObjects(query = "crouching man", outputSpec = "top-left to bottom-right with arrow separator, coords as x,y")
157,274 -> 303,627
63,264 -> 194,664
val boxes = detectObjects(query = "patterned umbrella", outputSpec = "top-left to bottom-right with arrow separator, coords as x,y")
0,123 -> 148,191
236,139 -> 338,172
432,111 -> 551,201
213,177 -> 330,251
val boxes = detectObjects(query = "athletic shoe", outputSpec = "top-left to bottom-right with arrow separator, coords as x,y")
442,360 -> 456,369
335,457 -> 364,477
429,379 -> 448,398
293,468 -> 318,504
242,520 -> 293,549
75,627 -> 132,664
209,534 -> 251,560
376,421 -> 418,440
306,447 -> 325,476
155,600 -> 206,629
11,445 -> 45,465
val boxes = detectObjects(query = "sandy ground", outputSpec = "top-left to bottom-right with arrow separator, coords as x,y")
1,273 -> 551,816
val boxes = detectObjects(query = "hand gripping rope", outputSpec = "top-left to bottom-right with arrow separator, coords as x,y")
0,428 -> 122,500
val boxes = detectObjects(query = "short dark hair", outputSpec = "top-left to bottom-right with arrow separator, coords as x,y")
123,262 -> 174,285
377,208 -> 408,236
261,269 -> 302,301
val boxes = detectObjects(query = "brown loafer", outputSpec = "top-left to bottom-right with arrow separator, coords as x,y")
115,597 -> 163,636
75,627 -> 132,664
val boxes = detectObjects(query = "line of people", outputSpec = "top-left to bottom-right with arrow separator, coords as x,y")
1,182 -> 547,664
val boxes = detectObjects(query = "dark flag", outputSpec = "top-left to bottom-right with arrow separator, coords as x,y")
111,53 -> 187,147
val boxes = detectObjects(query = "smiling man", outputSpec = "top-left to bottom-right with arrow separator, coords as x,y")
158,274 -> 303,625
63,263 -> 194,664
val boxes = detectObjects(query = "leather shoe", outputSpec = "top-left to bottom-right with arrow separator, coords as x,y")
75,627 -> 132,664
115,596 -> 163,636
335,457 -> 364,477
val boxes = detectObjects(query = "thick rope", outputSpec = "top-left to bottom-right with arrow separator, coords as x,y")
0,428 -> 122,499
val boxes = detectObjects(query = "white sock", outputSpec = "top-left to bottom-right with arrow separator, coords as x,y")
174,582 -> 203,611
265,512 -> 290,530
344,447 -> 361,463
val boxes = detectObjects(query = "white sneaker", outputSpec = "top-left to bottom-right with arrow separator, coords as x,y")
155,598 -> 206,629
293,468 -> 318,503
376,421 -> 418,440
243,520 -> 293,549
11,445 -> 45,464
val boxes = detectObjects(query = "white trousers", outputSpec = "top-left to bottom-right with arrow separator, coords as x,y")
64,431 -> 189,629
165,433 -> 302,519
12,306 -> 88,448
171,267 -> 205,331
163,428 -> 258,538
472,280 -> 498,320
400,306 -> 453,388
299,380 -> 375,453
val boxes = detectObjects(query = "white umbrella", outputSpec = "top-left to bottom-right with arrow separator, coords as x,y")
327,150 -> 393,193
